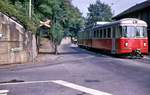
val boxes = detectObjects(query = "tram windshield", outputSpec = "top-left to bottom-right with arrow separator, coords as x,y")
121,26 -> 147,38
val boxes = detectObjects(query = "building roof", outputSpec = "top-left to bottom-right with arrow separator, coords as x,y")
113,0 -> 150,19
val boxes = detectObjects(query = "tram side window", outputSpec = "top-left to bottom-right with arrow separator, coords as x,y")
119,26 -> 123,37
89,31 -> 91,39
88,31 -> 89,39
86,31 -> 88,39
116,26 -> 122,38
104,29 -> 106,38
96,30 -> 98,38
98,30 -> 100,38
94,31 -> 95,38
81,32 -> 82,39
102,29 -> 104,38
84,32 -> 86,39
99,29 -> 102,38
84,31 -> 86,39
95,30 -> 98,38
82,32 -> 84,39
97,30 -> 99,38
115,26 -> 121,38
80,32 -> 82,39
91,31 -> 93,39
108,28 -> 111,38
106,29 -> 108,38
95,30 -> 97,38
92,31 -> 94,38
122,26 -> 127,37
94,31 -> 96,38
112,27 -> 116,38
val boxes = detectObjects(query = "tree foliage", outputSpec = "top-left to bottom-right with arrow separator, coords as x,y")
86,0 -> 113,25
34,0 -> 84,43
1,0 -> 84,53
1,0 -> 84,41
0,0 -> 36,32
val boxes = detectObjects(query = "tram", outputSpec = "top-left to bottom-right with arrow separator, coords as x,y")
78,18 -> 148,57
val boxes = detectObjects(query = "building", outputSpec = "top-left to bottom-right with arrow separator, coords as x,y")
0,12 -> 37,64
113,0 -> 150,52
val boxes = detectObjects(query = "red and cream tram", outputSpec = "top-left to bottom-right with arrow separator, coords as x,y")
78,18 -> 148,56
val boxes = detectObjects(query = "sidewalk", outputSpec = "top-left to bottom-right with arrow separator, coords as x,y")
0,54 -> 61,70
0,38 -> 71,70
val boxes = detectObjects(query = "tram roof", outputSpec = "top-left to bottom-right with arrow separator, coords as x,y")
93,18 -> 147,29
79,18 -> 147,32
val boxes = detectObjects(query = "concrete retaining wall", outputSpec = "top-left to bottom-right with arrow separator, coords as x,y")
0,12 -> 37,64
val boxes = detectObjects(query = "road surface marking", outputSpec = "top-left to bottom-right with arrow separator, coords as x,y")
0,90 -> 9,95
0,80 -> 112,95
0,80 -> 51,86
52,80 -> 112,95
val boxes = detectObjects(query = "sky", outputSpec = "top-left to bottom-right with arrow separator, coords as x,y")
72,0 -> 147,17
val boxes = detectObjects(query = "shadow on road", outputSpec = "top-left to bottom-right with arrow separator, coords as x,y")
38,52 -> 55,54
58,52 -> 85,55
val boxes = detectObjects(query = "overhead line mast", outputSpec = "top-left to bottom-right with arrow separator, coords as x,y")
29,0 -> 32,19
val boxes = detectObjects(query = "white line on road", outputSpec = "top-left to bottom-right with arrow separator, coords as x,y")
52,80 -> 112,95
0,80 -> 51,86
0,80 -> 112,95
0,90 -> 9,95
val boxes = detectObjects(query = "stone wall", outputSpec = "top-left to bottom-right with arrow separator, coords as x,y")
0,12 -> 37,64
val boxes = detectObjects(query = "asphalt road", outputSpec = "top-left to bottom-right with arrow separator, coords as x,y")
0,43 -> 150,95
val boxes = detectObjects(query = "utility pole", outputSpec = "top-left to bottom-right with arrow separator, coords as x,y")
29,0 -> 34,63
29,0 -> 32,19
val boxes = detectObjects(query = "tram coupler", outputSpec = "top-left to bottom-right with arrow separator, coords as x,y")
130,50 -> 143,59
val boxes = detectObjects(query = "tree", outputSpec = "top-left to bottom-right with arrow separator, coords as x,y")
0,0 -> 36,32
86,0 -> 113,25
7,0 -> 25,4
4,0 -> 84,54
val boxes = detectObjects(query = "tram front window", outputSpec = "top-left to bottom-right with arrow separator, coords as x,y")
121,26 -> 147,38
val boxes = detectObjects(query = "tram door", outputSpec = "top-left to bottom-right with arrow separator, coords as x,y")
112,26 -> 116,54
148,29 -> 150,52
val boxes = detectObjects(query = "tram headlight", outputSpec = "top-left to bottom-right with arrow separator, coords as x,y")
144,42 -> 147,47
124,42 -> 128,47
